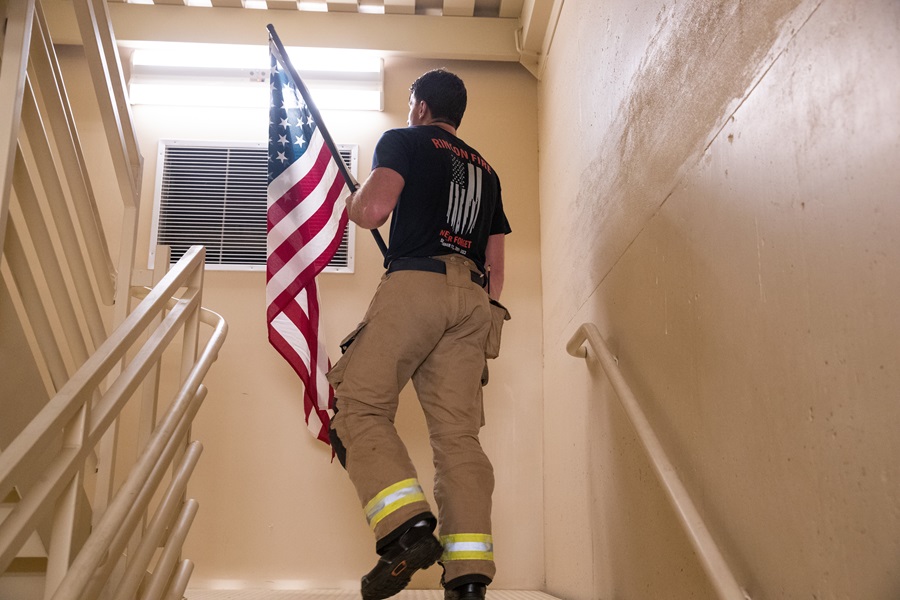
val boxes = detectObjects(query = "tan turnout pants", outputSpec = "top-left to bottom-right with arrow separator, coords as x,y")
327,254 -> 495,585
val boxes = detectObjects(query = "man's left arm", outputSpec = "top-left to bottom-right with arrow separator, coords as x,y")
346,167 -> 404,229
485,233 -> 505,301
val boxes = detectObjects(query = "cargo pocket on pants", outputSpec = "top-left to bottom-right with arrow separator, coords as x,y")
327,321 -> 367,389
484,299 -> 510,360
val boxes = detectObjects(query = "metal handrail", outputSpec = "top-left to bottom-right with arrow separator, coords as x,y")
567,323 -> 750,600
73,0 -> 142,207
2,0 -> 225,596
29,2 -> 116,304
0,247 -> 227,598
111,441 -> 203,600
0,247 -> 205,499
52,312 -> 227,600
0,0 -> 35,258
21,81 -> 108,345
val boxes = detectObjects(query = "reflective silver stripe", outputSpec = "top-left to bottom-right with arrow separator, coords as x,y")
364,478 -> 426,529
440,533 -> 494,561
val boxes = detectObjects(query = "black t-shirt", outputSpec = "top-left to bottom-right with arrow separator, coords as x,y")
372,125 -> 511,271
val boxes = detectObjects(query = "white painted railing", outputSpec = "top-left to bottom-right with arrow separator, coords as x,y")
567,323 -> 750,600
0,247 -> 227,599
1,0 -> 226,597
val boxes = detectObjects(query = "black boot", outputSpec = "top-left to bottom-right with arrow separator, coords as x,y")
445,583 -> 487,600
360,524 -> 442,600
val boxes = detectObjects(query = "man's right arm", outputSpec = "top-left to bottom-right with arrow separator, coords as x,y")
346,167 -> 404,229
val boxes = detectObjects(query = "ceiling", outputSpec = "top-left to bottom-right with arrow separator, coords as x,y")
44,0 -> 561,77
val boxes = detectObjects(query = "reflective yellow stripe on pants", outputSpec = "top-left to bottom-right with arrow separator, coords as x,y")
365,478 -> 426,530
440,533 -> 494,561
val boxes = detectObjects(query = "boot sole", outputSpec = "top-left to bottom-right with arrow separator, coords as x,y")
361,534 -> 442,600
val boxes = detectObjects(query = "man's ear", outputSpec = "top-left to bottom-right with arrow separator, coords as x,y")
417,100 -> 430,120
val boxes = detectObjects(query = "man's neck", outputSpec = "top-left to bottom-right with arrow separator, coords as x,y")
425,119 -> 457,136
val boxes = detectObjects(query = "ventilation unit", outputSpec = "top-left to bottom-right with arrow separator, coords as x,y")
150,139 -> 357,272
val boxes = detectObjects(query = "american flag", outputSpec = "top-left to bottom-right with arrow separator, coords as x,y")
447,153 -> 482,235
266,38 -> 350,444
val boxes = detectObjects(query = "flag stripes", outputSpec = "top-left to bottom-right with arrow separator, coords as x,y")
266,36 -> 350,445
447,155 -> 483,235
268,291 -> 331,442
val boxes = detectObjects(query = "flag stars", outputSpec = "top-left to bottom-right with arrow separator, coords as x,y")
269,52 -> 321,176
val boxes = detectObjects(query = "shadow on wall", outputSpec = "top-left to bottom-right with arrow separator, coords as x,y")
547,0 -> 821,337
586,203 -> 735,599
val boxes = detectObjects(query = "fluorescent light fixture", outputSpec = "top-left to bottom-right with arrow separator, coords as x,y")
128,83 -> 268,108
131,43 -> 268,70
358,0 -> 385,13
126,42 -> 384,110
298,1 -> 328,11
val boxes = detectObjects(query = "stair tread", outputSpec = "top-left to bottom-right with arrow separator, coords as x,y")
185,591 -> 561,600
5,557 -> 49,573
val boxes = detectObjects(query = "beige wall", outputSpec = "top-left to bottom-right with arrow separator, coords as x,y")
115,55 -> 542,589
539,0 -> 900,598
49,0 -> 900,595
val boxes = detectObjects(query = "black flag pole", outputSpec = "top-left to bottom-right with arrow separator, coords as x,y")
267,24 -> 389,259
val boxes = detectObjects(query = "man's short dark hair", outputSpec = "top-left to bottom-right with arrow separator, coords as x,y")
409,69 -> 467,129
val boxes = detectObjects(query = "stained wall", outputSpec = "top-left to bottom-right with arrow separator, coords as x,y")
539,0 -> 900,597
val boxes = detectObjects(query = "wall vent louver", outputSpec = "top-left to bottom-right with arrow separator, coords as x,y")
150,139 -> 357,273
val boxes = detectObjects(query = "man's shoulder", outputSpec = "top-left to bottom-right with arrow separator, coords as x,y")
383,126 -> 429,138
380,126 -> 463,154
377,126 -> 430,149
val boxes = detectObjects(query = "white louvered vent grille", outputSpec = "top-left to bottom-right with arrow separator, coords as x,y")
150,140 -> 357,272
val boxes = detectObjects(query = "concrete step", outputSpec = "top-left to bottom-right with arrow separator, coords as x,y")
1,489 -> 49,600
1,488 -> 49,572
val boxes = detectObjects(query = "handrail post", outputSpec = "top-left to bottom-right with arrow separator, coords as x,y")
568,323 -> 750,600
20,82 -> 108,346
111,442 -> 203,600
1,0 -> 222,595
70,0 -> 141,207
0,0 -> 35,259
70,0 -> 143,329
29,2 -> 117,304
138,499 -> 199,600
